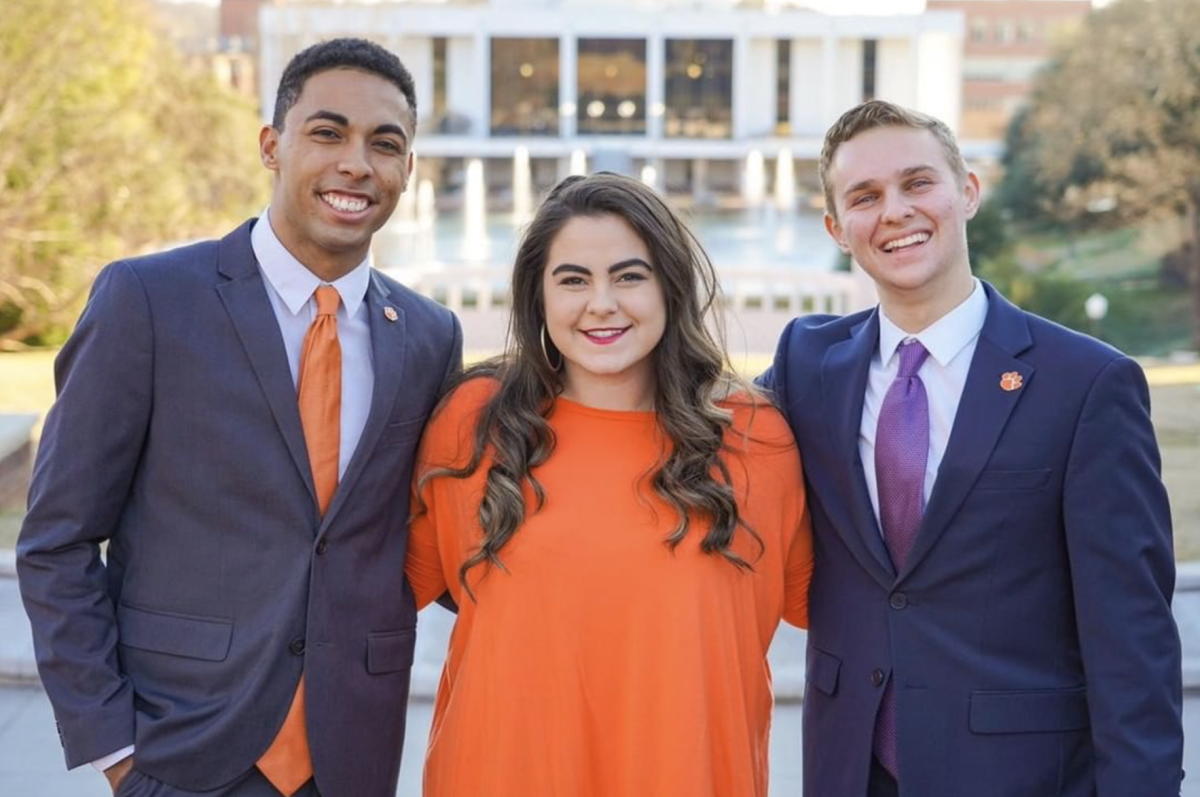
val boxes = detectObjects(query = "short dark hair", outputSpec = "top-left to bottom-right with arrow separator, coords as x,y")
272,38 -> 417,131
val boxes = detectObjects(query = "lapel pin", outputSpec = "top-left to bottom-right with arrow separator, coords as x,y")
383,306 -> 398,323
1000,371 -> 1023,392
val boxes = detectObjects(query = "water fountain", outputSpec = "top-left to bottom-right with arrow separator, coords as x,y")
640,164 -> 659,191
395,152 -> 420,228
462,158 -> 489,262
743,150 -> 766,208
774,148 -> 796,212
512,146 -> 533,224
569,149 -> 588,177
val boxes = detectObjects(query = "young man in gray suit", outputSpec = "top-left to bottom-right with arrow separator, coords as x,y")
17,38 -> 461,797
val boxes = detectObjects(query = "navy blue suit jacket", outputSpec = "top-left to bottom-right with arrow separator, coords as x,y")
761,283 -> 1182,797
18,219 -> 462,796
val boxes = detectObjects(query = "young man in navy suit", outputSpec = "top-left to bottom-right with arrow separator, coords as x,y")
18,39 -> 461,796
761,100 -> 1182,797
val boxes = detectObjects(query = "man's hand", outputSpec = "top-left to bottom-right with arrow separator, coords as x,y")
103,756 -> 134,794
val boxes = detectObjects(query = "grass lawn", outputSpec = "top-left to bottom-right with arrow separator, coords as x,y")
1016,217 -> 1187,281
1,351 -> 1198,558
0,350 -> 57,439
0,510 -> 20,549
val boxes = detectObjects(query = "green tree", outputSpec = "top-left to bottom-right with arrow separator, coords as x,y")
0,0 -> 268,347
1002,0 -> 1200,349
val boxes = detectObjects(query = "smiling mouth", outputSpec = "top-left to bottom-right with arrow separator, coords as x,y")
882,232 -> 930,252
582,328 -> 629,344
320,192 -> 370,214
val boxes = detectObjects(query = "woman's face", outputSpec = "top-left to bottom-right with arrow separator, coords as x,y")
541,213 -> 666,410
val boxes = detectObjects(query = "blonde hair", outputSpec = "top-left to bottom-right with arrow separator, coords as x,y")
819,100 -> 967,220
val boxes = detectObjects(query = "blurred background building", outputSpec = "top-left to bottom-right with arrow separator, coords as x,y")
253,0 -> 964,202
927,0 -> 1090,141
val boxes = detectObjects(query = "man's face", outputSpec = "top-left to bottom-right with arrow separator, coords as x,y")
824,126 -> 980,308
260,68 -> 414,279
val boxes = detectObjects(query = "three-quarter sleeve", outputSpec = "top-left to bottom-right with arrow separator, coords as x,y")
406,473 -> 450,611
782,502 -> 813,629
403,378 -> 496,610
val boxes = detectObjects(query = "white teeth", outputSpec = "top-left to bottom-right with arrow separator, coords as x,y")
322,193 -> 368,213
586,329 -> 623,339
883,232 -> 930,252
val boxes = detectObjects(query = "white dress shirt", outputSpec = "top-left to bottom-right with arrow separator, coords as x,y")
92,213 -> 376,772
859,279 -> 989,531
252,209 -> 375,479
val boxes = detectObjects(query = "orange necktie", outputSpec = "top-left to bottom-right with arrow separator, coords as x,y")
257,285 -> 341,796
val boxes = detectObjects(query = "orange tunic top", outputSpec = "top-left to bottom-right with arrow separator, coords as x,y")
405,378 -> 813,797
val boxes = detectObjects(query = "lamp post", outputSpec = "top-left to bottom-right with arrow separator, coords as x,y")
1085,292 -> 1109,340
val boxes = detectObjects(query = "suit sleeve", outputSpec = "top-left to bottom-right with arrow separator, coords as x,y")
439,313 -> 464,398
1062,356 -> 1183,795
16,260 -> 152,768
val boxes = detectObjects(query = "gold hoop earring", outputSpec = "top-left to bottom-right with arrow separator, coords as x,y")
540,324 -> 563,373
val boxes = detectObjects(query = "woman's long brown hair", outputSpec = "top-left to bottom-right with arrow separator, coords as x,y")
417,172 -> 762,599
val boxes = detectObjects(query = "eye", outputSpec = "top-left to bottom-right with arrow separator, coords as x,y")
375,139 -> 404,154
908,177 -> 933,190
558,275 -> 587,287
851,193 -> 875,207
616,271 -> 648,283
312,128 -> 340,140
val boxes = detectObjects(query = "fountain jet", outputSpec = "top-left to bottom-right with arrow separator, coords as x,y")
743,150 -> 766,208
513,146 -> 533,224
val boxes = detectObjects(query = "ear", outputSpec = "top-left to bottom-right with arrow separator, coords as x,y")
824,212 -> 850,254
259,125 -> 280,172
962,171 -> 982,220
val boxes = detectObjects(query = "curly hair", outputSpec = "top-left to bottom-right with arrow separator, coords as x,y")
418,172 -> 763,598
272,37 -> 417,131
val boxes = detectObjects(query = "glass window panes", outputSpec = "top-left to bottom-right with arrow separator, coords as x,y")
491,38 -> 560,136
664,39 -> 733,139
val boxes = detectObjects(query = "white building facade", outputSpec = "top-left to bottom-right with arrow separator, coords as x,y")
259,0 -> 964,196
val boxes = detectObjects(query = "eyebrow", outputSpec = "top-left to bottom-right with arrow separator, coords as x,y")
304,111 -> 411,143
550,258 -> 651,277
842,165 -> 937,199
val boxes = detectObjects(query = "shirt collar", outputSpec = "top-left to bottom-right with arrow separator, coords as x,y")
878,278 -> 988,368
251,208 -> 371,317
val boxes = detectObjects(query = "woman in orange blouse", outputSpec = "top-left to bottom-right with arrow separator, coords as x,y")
405,173 -> 813,797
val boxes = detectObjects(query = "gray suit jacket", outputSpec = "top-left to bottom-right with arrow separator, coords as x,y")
17,219 -> 462,796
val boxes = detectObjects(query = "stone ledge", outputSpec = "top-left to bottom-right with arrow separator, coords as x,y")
1176,562 -> 1200,689
0,413 -> 37,506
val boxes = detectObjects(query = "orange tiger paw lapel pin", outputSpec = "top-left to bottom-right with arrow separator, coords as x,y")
1000,372 -> 1023,392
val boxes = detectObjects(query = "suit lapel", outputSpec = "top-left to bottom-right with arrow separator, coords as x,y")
318,271 -> 408,535
901,284 -> 1034,578
822,309 -> 896,586
214,220 -> 317,506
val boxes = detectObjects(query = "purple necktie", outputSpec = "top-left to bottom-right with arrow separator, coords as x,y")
872,338 -> 931,780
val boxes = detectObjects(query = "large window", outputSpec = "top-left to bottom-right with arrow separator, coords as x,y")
491,38 -> 559,136
664,39 -> 733,139
862,39 -> 878,102
576,38 -> 647,135
776,39 -> 791,134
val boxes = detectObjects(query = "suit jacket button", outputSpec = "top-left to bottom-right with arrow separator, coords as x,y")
889,592 -> 908,610
290,638 -> 306,656
316,540 -> 329,556
871,668 -> 885,687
